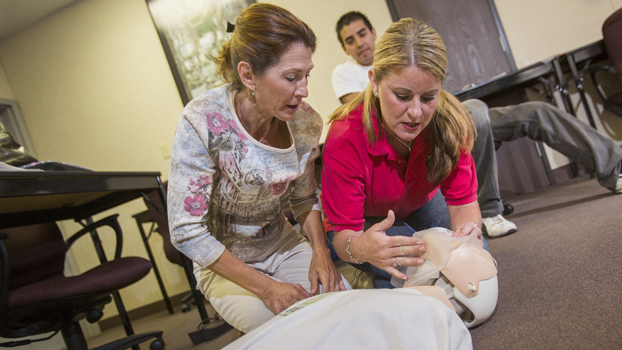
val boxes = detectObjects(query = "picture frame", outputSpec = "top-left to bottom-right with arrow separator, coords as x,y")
146,0 -> 255,105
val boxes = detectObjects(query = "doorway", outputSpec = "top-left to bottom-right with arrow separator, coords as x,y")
0,98 -> 35,157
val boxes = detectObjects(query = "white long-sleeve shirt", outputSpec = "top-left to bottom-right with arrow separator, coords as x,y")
168,84 -> 322,267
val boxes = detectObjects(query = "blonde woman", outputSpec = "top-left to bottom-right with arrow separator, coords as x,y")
322,18 -> 485,289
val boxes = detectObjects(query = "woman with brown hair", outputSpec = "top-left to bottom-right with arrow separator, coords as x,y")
322,18 -> 485,289
167,3 -> 347,333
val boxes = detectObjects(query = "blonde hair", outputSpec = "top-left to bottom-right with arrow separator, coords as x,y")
328,18 -> 475,184
213,3 -> 316,93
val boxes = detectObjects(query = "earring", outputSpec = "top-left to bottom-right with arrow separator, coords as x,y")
252,89 -> 256,97
374,92 -> 378,98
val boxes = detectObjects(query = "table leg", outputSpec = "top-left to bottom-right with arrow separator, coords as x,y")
567,56 -> 598,129
134,215 -> 175,314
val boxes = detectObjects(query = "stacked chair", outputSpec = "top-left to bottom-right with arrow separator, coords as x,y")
590,7 -> 622,116
139,184 -> 233,345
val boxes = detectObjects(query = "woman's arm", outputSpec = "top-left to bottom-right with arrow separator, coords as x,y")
447,201 -> 483,242
169,116 -> 310,315
297,210 -> 346,293
288,110 -> 347,294
332,211 -> 426,281
289,151 -> 345,294
168,116 -> 225,267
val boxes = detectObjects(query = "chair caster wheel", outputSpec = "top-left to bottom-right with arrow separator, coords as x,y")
503,203 -> 514,216
150,338 -> 165,350
180,303 -> 191,313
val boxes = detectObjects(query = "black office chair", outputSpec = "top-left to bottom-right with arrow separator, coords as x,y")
139,186 -> 233,345
589,7 -> 622,116
138,183 -> 195,313
0,215 -> 165,350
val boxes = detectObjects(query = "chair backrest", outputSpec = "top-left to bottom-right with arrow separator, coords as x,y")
1,219 -> 163,350
2,223 -> 66,291
143,181 -> 183,266
603,7 -> 622,83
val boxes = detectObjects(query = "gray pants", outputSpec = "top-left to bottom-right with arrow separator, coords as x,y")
463,100 -> 622,218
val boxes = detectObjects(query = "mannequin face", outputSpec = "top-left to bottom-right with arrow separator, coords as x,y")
339,19 -> 377,66
369,65 -> 441,143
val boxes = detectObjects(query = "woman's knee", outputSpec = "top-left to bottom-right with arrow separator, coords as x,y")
405,192 -> 450,230
210,295 -> 274,333
511,102 -> 553,126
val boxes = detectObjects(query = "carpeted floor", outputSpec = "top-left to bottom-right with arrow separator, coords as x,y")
87,303 -> 241,350
88,176 -> 622,350
470,177 -> 622,349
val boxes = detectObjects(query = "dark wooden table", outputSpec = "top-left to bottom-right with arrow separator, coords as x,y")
454,40 -> 607,114
0,169 -> 168,342
454,57 -> 557,102
0,170 -> 166,229
0,169 -> 211,325
454,58 -> 560,184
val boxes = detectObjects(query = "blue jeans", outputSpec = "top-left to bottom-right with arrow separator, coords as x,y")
327,191 -> 489,289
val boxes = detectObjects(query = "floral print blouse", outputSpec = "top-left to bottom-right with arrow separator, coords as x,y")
167,84 -> 323,267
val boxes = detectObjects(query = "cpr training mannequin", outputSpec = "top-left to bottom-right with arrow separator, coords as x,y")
392,227 -> 498,328
222,228 -> 496,350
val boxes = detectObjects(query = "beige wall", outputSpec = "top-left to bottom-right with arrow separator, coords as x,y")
494,0 -> 622,168
0,62 -> 15,100
0,0 -> 183,170
0,0 -> 188,320
495,0 -> 622,68
0,0 -> 621,323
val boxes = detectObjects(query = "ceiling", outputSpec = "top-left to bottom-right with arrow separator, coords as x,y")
0,0 -> 83,40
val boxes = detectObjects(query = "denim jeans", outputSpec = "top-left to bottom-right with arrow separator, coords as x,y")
327,191 -> 489,289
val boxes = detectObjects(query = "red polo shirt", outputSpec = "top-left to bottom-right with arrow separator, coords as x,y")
321,104 -> 478,232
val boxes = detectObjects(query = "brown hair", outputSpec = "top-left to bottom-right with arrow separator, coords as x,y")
214,3 -> 317,92
328,18 -> 475,184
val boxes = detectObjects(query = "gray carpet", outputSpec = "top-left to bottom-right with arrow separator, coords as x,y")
88,304 -> 240,350
471,177 -> 622,349
89,177 -> 621,349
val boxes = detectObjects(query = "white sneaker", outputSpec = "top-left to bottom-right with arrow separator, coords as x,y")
482,214 -> 517,238
614,174 -> 622,194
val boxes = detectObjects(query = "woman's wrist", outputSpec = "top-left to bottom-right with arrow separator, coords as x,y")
346,236 -> 364,264
312,243 -> 332,257
460,221 -> 479,228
